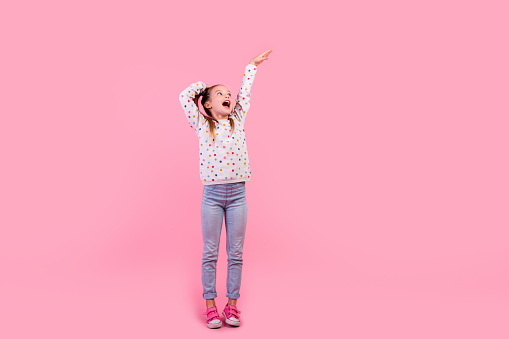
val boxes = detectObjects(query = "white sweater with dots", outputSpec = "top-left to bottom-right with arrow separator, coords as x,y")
179,63 -> 258,185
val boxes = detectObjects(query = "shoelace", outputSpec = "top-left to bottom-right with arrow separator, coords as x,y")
203,307 -> 220,323
225,305 -> 241,320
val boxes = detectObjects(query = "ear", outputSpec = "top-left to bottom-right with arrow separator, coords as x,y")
204,101 -> 212,109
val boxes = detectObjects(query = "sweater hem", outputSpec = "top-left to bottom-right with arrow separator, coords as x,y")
202,178 -> 250,185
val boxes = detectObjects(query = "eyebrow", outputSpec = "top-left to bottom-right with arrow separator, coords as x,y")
214,89 -> 231,94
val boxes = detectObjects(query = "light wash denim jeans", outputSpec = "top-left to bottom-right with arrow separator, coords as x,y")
201,181 -> 248,299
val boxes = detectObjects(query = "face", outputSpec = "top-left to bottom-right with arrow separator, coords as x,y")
204,85 -> 233,115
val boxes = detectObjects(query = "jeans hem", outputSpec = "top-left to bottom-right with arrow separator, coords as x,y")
203,293 -> 217,299
226,293 -> 240,299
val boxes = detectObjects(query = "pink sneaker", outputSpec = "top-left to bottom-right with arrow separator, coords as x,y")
203,306 -> 222,329
222,304 -> 241,326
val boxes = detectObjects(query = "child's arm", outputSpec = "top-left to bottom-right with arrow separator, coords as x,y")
179,81 -> 207,136
232,64 -> 257,124
232,49 -> 272,124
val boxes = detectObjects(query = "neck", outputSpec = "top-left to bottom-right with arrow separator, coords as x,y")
210,111 -> 230,120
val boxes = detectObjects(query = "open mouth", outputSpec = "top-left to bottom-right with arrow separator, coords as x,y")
222,100 -> 231,108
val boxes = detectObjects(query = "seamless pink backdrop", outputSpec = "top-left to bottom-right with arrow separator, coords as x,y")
1,0 -> 508,338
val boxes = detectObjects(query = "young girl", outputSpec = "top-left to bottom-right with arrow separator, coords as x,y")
179,49 -> 272,328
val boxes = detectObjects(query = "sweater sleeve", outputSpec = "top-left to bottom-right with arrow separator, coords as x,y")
179,81 -> 207,136
232,63 -> 257,124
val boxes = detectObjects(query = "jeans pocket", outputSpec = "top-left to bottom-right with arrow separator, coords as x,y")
235,182 -> 246,193
205,184 -> 218,192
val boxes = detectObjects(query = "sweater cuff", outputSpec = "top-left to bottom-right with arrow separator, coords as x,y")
246,63 -> 257,72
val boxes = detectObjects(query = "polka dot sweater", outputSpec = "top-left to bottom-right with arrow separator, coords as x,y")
179,63 -> 257,185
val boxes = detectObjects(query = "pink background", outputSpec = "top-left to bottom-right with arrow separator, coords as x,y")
1,0 -> 508,338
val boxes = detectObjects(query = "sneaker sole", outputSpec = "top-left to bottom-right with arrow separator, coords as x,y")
206,321 -> 222,329
222,311 -> 241,326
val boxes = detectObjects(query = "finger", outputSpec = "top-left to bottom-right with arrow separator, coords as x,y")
258,50 -> 269,58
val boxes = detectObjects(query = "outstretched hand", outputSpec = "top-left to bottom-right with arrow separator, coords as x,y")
250,49 -> 273,66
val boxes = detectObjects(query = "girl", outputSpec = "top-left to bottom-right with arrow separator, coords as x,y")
178,49 -> 272,328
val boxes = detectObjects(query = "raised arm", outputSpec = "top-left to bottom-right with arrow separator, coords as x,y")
232,49 -> 272,124
232,64 -> 257,124
179,81 -> 207,135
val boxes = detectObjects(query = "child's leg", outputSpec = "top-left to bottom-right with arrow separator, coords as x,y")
224,182 -> 248,300
201,185 -> 226,299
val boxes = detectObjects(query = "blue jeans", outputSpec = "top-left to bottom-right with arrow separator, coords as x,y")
201,182 -> 248,299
